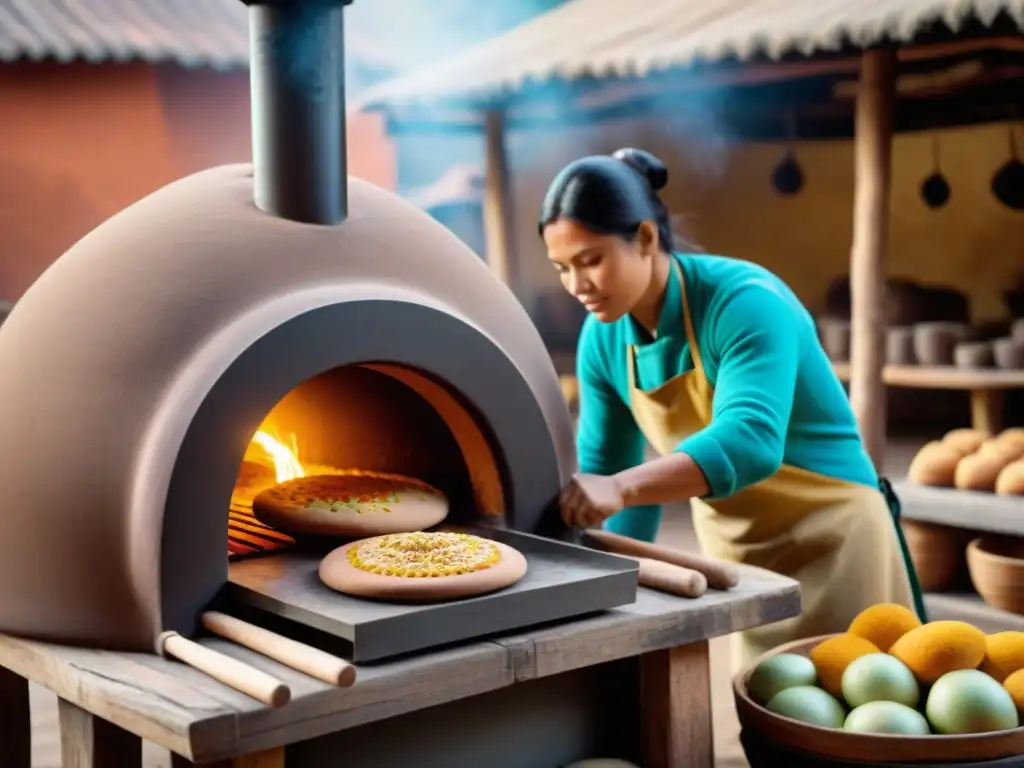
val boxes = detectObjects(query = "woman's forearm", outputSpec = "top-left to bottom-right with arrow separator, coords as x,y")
611,452 -> 710,507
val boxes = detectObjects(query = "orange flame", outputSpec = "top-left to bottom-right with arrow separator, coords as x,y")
250,431 -> 305,483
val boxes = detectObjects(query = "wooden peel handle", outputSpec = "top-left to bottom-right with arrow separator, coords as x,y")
159,632 -> 291,708
637,557 -> 708,598
201,611 -> 356,688
585,529 -> 740,590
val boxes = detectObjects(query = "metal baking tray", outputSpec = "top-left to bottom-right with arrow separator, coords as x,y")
224,526 -> 640,662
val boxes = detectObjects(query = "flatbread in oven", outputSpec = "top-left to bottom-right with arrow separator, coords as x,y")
318,531 -> 528,601
252,470 -> 449,537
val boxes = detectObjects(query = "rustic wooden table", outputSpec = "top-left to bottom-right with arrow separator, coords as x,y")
0,566 -> 798,768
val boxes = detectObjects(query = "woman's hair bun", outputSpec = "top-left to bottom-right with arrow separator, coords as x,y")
612,148 -> 668,191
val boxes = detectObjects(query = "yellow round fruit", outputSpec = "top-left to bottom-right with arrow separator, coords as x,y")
810,634 -> 881,697
889,621 -> 986,684
1004,668 -> 1024,713
980,632 -> 1024,683
848,603 -> 922,652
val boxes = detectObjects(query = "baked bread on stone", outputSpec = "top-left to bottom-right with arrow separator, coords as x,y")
318,531 -> 528,601
252,470 -> 448,537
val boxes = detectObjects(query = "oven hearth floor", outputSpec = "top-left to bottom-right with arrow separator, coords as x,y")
224,526 -> 639,662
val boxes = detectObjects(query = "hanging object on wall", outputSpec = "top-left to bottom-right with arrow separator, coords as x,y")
771,107 -> 805,196
920,134 -> 951,209
992,123 -> 1024,211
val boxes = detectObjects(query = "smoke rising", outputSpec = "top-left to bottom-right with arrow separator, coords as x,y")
347,1 -> 744,197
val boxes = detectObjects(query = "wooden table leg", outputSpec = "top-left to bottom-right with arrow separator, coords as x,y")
59,698 -> 141,768
970,389 -> 1005,435
0,666 -> 31,767
640,640 -> 714,768
171,747 -> 285,767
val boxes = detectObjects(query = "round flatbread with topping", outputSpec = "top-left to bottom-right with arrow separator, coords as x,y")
318,531 -> 528,601
252,471 -> 448,537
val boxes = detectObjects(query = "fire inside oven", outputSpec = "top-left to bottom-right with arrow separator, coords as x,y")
227,363 -> 505,561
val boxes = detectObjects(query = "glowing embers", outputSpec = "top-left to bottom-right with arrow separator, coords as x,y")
252,471 -> 449,537
319,531 -> 528,602
227,500 -> 295,561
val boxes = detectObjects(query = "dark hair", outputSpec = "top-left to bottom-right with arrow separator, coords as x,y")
538,148 -> 675,252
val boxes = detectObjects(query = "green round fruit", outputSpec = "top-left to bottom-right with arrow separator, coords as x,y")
841,653 -> 920,708
926,670 -> 1020,734
767,686 -> 846,729
844,701 -> 931,735
748,653 -> 818,705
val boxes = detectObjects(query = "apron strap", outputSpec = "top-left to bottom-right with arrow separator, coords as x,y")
676,261 -> 707,382
879,477 -> 929,623
627,259 -> 703,396
626,344 -> 638,391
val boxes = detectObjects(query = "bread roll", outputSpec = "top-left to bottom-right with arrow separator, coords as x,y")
995,460 -> 1024,496
941,428 -> 989,455
908,441 -> 962,486
978,438 -> 1024,463
995,428 -> 1024,453
955,452 -> 1013,492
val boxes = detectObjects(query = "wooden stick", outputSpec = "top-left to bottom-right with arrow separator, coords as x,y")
158,632 -> 291,708
584,529 -> 740,590
637,557 -> 708,598
201,611 -> 357,687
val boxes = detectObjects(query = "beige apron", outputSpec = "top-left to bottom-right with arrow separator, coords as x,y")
626,267 -> 918,671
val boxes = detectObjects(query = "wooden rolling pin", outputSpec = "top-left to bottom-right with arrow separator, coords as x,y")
201,611 -> 357,687
158,631 -> 291,708
637,557 -> 707,598
584,529 -> 740,590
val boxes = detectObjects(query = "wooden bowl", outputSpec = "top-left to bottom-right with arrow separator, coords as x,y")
913,322 -> 969,366
886,327 -> 917,365
967,536 -> 1024,615
733,634 -> 1024,764
901,519 -> 968,592
818,317 -> 851,362
954,341 -> 995,369
993,338 -> 1024,370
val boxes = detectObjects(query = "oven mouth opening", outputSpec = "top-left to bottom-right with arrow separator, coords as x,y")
226,362 -> 506,562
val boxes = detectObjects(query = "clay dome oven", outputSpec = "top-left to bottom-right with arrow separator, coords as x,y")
0,0 -> 575,651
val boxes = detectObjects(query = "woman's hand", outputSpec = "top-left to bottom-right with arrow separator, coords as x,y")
559,473 -> 625,529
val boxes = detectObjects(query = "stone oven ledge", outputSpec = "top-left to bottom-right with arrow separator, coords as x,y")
0,566 -> 798,768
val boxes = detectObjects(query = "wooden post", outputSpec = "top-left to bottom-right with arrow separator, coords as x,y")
0,667 -> 31,767
849,48 -> 897,470
482,109 -> 516,288
641,641 -> 714,768
59,698 -> 141,768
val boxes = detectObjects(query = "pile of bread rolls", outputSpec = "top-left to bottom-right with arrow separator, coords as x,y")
908,427 -> 1024,495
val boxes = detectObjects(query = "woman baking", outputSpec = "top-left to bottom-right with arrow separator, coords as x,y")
542,148 -> 927,669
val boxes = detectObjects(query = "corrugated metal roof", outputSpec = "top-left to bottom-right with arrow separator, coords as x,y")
405,164 -> 484,210
358,0 -> 1024,108
0,0 -> 250,68
0,0 -> 395,72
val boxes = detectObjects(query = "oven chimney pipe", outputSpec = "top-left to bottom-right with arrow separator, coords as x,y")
241,0 -> 353,225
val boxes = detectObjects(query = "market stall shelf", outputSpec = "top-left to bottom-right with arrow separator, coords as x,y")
894,479 -> 1024,628
832,363 -> 1024,434
925,592 -> 1024,634
893,481 -> 1024,537
0,565 -> 798,768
